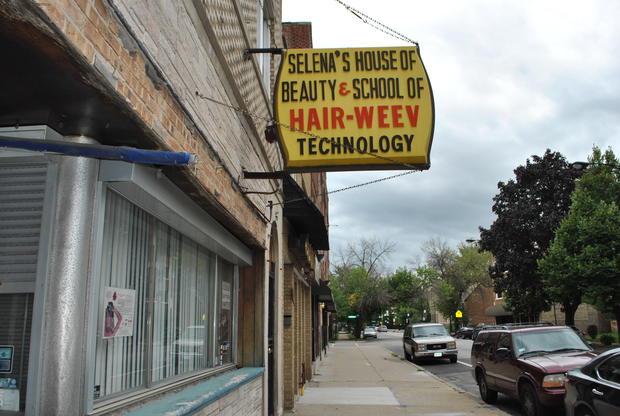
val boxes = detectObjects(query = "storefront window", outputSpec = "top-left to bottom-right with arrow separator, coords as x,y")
93,190 -> 236,401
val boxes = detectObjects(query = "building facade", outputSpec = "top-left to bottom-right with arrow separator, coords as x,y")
0,1 -> 329,415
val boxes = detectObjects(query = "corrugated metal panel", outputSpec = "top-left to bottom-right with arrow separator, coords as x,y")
0,163 -> 47,283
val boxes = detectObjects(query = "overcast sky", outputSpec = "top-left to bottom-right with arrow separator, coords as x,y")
282,0 -> 619,269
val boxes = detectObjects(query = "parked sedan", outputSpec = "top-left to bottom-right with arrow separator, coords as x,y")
375,325 -> 388,332
565,347 -> 620,416
454,326 -> 474,339
363,326 -> 377,339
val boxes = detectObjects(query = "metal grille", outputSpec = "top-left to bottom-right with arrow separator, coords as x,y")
427,344 -> 446,350
0,163 -> 47,283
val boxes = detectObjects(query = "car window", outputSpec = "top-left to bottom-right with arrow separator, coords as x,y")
497,333 -> 511,350
512,329 -> 590,357
412,325 -> 449,337
482,332 -> 499,355
597,355 -> 620,384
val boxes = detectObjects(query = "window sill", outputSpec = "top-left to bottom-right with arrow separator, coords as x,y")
122,367 -> 264,416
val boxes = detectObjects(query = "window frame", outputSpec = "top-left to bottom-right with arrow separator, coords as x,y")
85,162 -> 249,413
596,354 -> 620,386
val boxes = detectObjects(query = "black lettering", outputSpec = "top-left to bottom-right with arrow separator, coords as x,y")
288,53 -> 296,73
369,136 -> 378,153
342,52 -> 350,72
356,137 -> 368,153
343,137 -> 355,154
379,136 -> 390,152
404,134 -> 414,152
331,137 -> 341,154
281,82 -> 290,102
392,135 -> 404,152
319,138 -> 330,155
327,80 -> 337,100
297,138 -> 306,155
308,137 -> 317,155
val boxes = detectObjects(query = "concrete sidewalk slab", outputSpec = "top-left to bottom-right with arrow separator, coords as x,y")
299,387 -> 399,405
285,340 -> 508,416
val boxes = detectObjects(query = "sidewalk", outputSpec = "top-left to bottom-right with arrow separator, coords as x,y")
285,336 -> 508,416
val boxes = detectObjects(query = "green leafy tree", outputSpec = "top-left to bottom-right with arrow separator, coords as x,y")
387,268 -> 431,325
539,147 -> 620,337
330,238 -> 394,336
479,150 -> 581,320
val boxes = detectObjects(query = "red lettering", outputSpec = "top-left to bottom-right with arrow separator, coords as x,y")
378,105 -> 389,128
391,105 -> 404,127
331,107 -> 345,129
354,106 -> 374,128
289,109 -> 304,131
406,105 -> 419,127
307,108 -> 321,130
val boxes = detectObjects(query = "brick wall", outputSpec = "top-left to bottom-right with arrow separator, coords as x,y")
30,0 -> 284,246
282,22 -> 313,48
465,285 -> 497,325
193,376 -> 263,416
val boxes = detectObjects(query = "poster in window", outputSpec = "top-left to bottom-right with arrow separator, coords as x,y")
102,287 -> 135,339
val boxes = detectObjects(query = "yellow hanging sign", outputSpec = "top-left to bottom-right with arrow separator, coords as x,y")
274,46 -> 435,171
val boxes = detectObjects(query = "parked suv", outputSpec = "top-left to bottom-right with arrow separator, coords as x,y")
471,323 -> 595,416
403,323 -> 458,363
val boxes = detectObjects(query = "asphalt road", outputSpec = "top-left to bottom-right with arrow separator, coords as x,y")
364,330 -> 546,416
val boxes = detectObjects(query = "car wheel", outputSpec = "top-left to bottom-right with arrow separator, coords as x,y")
519,382 -> 542,416
477,372 -> 498,404
449,356 -> 457,363
404,348 -> 411,361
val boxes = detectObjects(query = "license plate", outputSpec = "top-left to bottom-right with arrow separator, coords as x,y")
433,352 -> 442,357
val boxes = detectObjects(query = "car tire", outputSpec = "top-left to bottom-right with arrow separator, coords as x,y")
404,349 -> 411,361
449,356 -> 457,363
477,372 -> 498,404
519,382 -> 542,416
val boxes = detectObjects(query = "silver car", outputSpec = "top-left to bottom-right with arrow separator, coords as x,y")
363,326 -> 378,339
403,323 -> 458,363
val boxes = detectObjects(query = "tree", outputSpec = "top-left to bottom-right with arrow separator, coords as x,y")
479,150 -> 581,320
330,238 -> 394,336
387,268 -> 432,325
338,237 -> 396,278
539,147 -> 620,337
422,239 -> 492,331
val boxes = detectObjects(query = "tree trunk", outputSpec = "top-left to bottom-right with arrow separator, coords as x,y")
562,302 -> 578,326
615,307 -> 620,344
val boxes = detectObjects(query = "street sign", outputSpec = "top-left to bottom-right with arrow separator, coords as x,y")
455,310 -> 463,318
347,315 -> 358,318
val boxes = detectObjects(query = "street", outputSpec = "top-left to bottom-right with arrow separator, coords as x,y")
366,330 -> 562,416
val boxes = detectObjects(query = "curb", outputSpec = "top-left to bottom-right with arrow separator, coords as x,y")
382,345 -> 510,415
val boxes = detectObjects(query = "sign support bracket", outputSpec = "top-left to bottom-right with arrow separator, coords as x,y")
244,48 -> 284,59
242,169 -> 288,180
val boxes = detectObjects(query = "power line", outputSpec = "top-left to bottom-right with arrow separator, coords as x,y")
195,91 -> 422,170
333,0 -> 418,45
